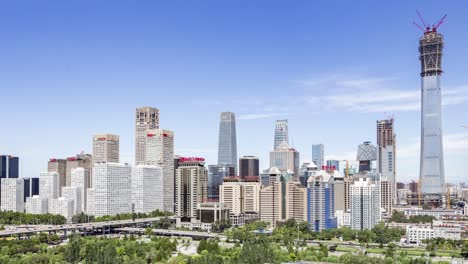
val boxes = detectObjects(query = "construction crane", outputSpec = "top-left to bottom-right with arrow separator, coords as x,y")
413,11 -> 447,33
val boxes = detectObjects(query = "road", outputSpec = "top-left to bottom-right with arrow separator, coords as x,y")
0,217 -> 174,237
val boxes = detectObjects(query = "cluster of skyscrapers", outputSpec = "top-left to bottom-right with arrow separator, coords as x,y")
0,27 -> 450,231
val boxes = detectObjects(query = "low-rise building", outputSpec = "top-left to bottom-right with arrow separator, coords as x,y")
433,220 -> 462,241
403,208 -> 463,219
406,225 -> 433,245
176,202 -> 231,231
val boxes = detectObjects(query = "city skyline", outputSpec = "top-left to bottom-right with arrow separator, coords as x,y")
1,1 -> 467,183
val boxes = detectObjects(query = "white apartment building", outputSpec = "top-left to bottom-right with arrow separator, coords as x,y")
131,165 -> 164,213
92,162 -> 132,217
92,134 -> 119,163
0,178 -> 24,212
39,172 -> 60,199
350,178 -> 381,230
146,129 -> 174,213
406,226 -> 434,245
62,186 -> 82,215
48,198 -> 74,222
70,167 -> 89,213
335,210 -> 351,228
25,195 -> 48,214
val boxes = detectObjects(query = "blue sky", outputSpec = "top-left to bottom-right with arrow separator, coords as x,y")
1,1 -> 467,183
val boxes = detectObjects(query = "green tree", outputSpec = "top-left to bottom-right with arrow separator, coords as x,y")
461,241 -> 468,258
237,237 -> 275,264
64,235 -> 81,263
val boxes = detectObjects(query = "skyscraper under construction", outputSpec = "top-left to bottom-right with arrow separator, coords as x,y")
417,15 -> 446,202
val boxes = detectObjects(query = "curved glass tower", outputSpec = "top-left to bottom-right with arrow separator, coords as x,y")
419,30 -> 445,196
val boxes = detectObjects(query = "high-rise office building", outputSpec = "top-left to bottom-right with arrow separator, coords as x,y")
312,144 -> 324,168
135,107 -> 159,165
93,134 -> 119,163
48,197 -> 74,222
239,156 -> 259,179
0,155 -> 19,178
0,155 -> 19,206
220,178 -> 243,216
23,177 -> 39,202
39,172 -> 59,200
47,159 -> 66,195
1,178 -> 24,212
418,26 -> 445,198
270,142 -> 300,179
380,180 -> 393,216
175,158 -> 208,220
274,120 -> 289,150
350,178 -> 381,230
326,160 -> 340,171
208,164 -> 235,201
70,168 -> 89,213
260,167 -> 282,187
299,162 -> 319,187
92,162 -> 132,217
220,177 -> 261,217
65,153 -> 92,187
377,119 -> 396,205
286,182 -> 308,222
146,129 -> 174,212
131,165 -> 164,213
62,186 -> 82,215
260,181 -> 283,227
25,195 -> 48,214
357,141 -> 377,172
218,112 -> 237,172
307,170 -> 337,231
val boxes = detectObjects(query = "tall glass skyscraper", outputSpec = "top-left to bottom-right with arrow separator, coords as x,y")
312,144 -> 324,168
419,28 -> 445,196
0,155 -> 19,179
217,112 -> 237,172
274,120 -> 288,149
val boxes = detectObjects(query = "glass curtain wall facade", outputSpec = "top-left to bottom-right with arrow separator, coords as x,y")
217,112 -> 238,173
419,30 -> 445,196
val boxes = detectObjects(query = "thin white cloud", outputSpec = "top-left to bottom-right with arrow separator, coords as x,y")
298,74 -> 468,113
398,132 -> 468,159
